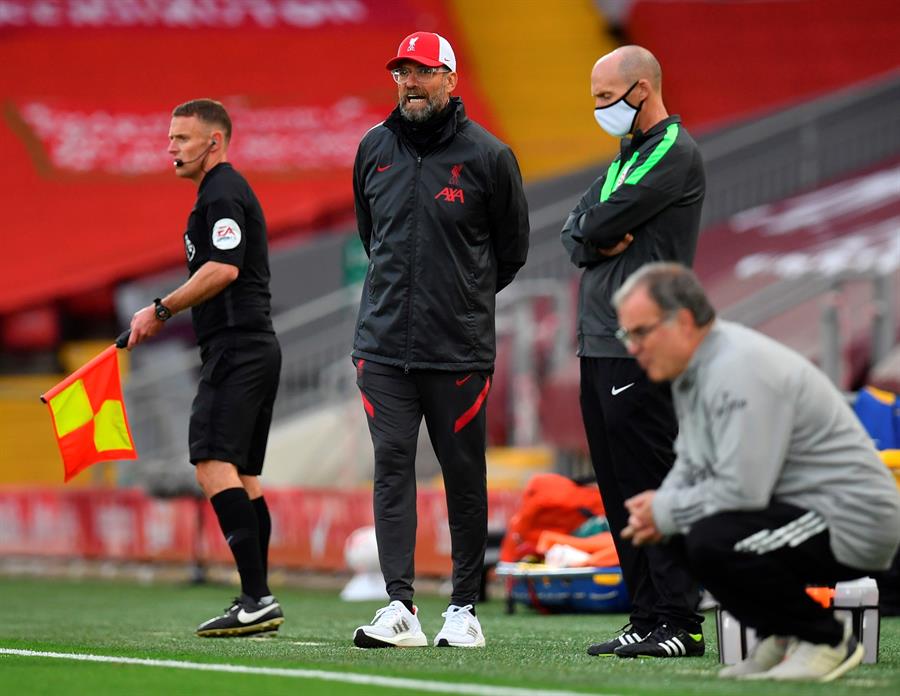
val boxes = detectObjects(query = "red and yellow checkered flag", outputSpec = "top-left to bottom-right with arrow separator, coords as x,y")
40,343 -> 137,482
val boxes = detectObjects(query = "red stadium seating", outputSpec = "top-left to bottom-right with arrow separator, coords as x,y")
0,0 -> 498,315
628,0 -> 900,132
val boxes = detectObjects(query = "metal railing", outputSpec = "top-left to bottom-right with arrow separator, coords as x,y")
698,69 -> 900,227
720,271 -> 897,386
121,285 -> 359,488
121,277 -> 575,479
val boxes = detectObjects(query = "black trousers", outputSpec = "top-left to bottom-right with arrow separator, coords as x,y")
580,357 -> 702,634
356,359 -> 491,606
685,502 -> 866,645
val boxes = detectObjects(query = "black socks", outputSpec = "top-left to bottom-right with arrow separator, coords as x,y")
210,487 -> 269,600
251,495 -> 272,579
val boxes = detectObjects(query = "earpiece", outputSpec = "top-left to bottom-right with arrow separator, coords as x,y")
173,139 -> 217,168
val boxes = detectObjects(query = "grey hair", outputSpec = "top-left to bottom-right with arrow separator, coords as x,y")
613,262 -> 715,326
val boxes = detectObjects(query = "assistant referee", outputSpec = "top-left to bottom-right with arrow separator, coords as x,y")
128,98 -> 283,637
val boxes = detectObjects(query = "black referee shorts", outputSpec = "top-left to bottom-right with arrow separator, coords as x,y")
189,331 -> 281,475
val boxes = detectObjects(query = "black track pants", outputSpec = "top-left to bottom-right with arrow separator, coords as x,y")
580,356 -> 702,633
357,359 -> 491,606
685,502 -> 867,645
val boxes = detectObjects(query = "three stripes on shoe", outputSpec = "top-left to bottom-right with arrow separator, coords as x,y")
618,632 -> 643,646
651,636 -> 692,657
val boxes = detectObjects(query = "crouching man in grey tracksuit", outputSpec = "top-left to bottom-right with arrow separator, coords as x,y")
611,262 -> 900,683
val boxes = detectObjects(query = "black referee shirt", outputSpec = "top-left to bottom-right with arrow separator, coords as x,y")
183,162 -> 274,343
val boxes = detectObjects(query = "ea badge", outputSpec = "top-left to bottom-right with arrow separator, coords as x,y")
212,218 -> 242,250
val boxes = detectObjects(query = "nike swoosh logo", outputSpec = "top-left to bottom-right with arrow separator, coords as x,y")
611,383 -> 635,396
376,164 -> 393,172
237,603 -> 279,624
455,374 -> 472,386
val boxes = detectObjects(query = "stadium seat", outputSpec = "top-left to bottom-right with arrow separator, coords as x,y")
1,305 -> 59,351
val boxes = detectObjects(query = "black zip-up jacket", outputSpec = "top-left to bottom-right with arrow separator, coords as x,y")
561,115 -> 705,357
352,97 -> 530,371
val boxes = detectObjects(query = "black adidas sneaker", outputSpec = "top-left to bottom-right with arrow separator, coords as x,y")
614,623 -> 704,658
587,624 -> 648,656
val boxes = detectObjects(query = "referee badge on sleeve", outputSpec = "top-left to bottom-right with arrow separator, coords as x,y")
212,218 -> 242,250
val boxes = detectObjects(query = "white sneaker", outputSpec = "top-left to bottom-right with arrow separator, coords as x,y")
433,604 -> 485,648
753,623 -> 864,682
353,600 -> 428,648
719,635 -> 790,678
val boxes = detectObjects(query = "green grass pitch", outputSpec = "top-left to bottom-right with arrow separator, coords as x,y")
0,576 -> 898,695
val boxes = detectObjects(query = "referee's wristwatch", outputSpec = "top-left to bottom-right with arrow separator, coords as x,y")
153,297 -> 173,322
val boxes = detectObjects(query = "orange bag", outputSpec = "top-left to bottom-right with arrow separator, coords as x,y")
499,473 -> 604,562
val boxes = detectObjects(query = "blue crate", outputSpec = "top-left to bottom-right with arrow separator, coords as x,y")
497,563 -> 631,613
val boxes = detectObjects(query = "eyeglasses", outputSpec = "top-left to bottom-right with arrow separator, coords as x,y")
615,314 -> 674,347
391,66 -> 451,83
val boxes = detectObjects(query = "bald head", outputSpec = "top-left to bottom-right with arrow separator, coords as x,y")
591,44 -> 667,134
594,45 -> 662,92
617,45 -> 661,91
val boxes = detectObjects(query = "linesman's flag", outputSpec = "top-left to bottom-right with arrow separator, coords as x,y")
40,344 -> 137,482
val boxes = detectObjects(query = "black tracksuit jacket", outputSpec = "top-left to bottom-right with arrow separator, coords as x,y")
561,115 -> 705,358
352,98 -> 530,371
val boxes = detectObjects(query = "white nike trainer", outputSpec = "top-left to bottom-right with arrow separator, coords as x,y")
353,600 -> 428,648
196,594 -> 284,637
433,604 -> 485,647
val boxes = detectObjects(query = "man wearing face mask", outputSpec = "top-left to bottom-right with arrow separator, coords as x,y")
350,31 -> 529,649
560,45 -> 706,658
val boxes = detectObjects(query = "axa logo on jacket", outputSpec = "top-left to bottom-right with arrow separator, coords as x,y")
436,163 -> 465,203
435,187 -> 464,203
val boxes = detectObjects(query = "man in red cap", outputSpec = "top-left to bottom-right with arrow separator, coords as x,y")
350,31 -> 530,649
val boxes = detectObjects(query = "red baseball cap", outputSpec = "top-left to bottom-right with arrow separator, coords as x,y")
386,31 -> 457,72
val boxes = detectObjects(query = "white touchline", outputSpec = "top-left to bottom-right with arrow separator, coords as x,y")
0,648 -> 618,696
